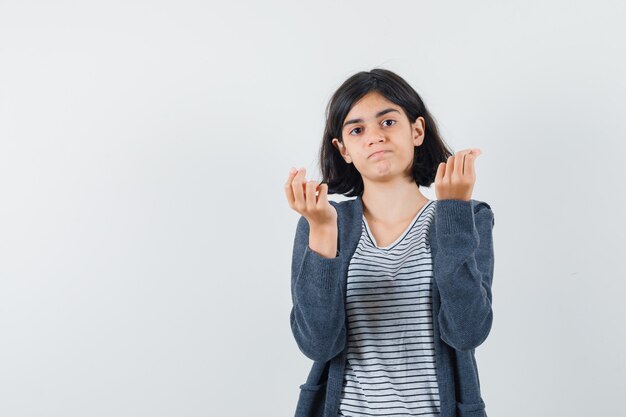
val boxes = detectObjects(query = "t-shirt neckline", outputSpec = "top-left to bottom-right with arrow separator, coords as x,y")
362,200 -> 432,250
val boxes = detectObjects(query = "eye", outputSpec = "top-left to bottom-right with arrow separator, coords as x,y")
348,119 -> 396,136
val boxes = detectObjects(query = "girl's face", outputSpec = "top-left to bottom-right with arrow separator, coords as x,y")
332,91 -> 425,182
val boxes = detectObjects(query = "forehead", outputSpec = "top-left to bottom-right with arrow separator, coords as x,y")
345,92 -> 401,118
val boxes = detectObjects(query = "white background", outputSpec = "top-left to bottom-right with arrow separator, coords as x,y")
1,1 -> 625,416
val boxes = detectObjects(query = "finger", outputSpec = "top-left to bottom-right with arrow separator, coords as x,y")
445,155 -> 454,181
455,149 -> 473,176
456,152 -> 466,176
469,149 -> 481,176
316,182 -> 328,207
435,161 -> 445,184
453,151 -> 463,176
465,152 -> 476,178
291,167 -> 307,208
305,180 -> 318,212
284,167 -> 299,207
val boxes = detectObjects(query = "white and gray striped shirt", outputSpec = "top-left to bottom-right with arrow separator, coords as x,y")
338,199 -> 441,417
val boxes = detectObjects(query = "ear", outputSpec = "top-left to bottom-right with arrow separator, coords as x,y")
332,137 -> 352,163
412,116 -> 426,147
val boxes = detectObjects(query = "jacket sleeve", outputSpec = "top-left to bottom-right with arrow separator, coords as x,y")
433,199 -> 495,351
289,215 -> 347,362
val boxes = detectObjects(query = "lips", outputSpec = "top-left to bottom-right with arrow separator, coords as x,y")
369,150 -> 388,158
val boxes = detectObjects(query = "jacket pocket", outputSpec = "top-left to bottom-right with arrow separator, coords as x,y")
295,382 -> 327,417
456,400 -> 487,417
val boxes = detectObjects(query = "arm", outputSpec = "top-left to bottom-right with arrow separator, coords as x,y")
289,215 -> 347,362
434,199 -> 496,351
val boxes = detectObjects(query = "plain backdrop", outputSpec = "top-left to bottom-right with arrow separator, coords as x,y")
1,0 -> 625,416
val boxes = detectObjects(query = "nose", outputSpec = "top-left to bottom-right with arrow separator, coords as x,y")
366,127 -> 386,146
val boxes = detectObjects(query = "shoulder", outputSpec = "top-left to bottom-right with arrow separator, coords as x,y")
329,199 -> 348,207
329,198 -> 353,214
329,197 -> 493,221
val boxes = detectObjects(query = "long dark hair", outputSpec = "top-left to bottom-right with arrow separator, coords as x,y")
320,68 -> 454,197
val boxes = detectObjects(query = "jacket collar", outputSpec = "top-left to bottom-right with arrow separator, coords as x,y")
334,195 -> 363,260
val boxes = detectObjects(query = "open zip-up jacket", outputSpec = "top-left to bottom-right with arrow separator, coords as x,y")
290,196 -> 496,417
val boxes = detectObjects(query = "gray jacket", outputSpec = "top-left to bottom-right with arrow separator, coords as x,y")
290,195 -> 496,417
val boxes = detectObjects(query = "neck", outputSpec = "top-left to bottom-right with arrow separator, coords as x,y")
361,180 -> 429,224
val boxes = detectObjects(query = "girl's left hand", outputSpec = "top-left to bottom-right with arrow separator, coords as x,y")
435,148 -> 482,202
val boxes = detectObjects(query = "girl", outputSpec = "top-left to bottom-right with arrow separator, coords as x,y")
284,68 -> 495,417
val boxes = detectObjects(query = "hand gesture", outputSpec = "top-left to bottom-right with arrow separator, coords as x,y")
284,167 -> 337,228
435,148 -> 482,202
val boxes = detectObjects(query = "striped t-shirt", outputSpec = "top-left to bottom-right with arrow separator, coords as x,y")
337,199 -> 441,417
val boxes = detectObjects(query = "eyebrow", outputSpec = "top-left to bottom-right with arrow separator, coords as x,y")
343,108 -> 401,130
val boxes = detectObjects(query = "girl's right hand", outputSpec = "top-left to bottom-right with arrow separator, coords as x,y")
284,167 -> 337,228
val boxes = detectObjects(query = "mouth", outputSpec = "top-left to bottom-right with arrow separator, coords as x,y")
369,150 -> 388,158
